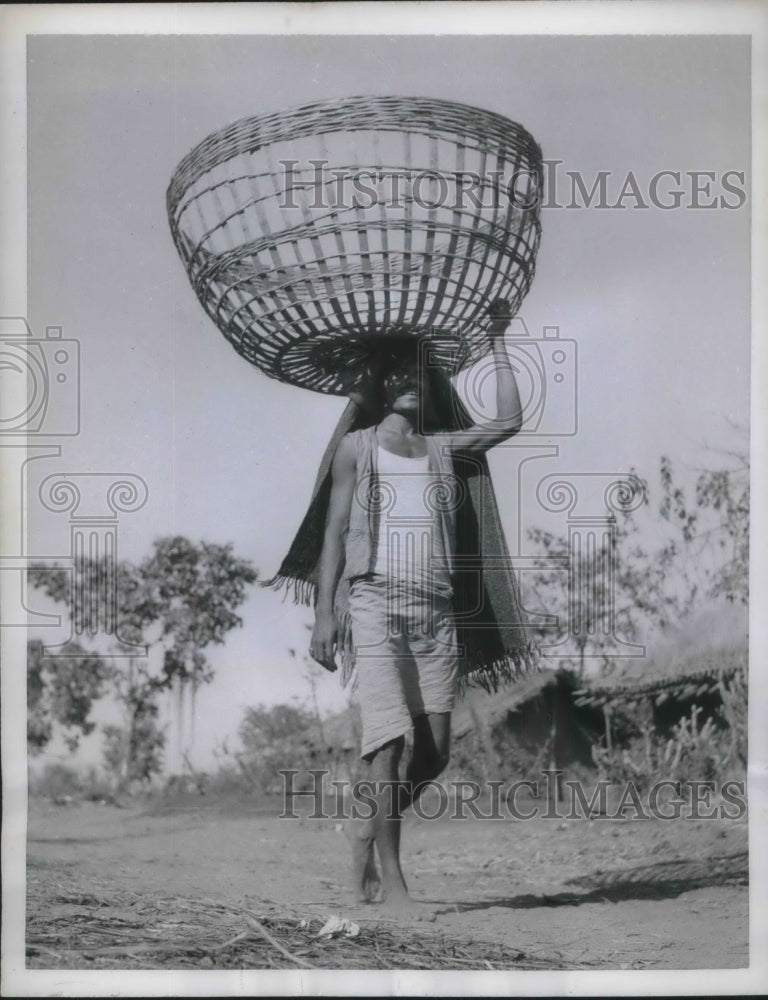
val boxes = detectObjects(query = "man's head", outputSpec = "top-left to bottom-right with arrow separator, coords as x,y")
356,339 -> 428,421
353,335 -> 471,432
381,357 -> 430,414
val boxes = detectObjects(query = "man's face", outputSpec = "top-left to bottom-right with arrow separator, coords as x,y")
382,360 -> 429,412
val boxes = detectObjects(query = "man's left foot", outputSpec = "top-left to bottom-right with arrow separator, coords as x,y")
345,821 -> 381,903
379,893 -> 438,922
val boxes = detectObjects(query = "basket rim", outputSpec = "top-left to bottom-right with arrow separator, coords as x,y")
167,94 -> 543,213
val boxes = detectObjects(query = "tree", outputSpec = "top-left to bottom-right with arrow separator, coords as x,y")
235,703 -> 320,793
28,536 -> 258,779
659,450 -> 748,605
27,638 -> 110,754
527,449 -> 749,675
102,702 -> 165,786
527,491 -> 687,676
135,536 -> 260,677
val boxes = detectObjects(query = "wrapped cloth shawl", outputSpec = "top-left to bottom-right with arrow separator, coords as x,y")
264,367 -> 538,693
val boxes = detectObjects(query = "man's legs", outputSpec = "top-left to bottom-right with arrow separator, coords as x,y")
403,711 -> 451,810
346,814 -> 380,904
346,577 -> 408,904
348,715 -> 451,911
346,580 -> 456,911
401,583 -> 456,811
347,735 -> 408,906
366,733 -> 445,918
367,736 -> 409,904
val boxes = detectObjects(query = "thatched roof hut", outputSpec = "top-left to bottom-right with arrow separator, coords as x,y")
452,667 -> 606,774
576,601 -> 747,736
452,669 -> 560,739
577,645 -> 747,709
576,640 -> 747,755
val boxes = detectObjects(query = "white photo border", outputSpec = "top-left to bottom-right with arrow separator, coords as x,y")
1,2 -> 766,996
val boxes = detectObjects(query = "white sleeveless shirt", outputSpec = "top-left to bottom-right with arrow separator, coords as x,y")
372,445 -> 452,596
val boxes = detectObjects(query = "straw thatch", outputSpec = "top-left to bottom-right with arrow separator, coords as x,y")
578,645 -> 747,709
452,668 -> 560,739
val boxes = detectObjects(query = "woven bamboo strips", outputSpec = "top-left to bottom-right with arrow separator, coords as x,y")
168,95 -> 543,394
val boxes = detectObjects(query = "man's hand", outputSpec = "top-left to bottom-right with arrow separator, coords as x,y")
312,434 -> 355,673
488,297 -> 513,339
437,297 -> 523,452
310,609 -> 339,672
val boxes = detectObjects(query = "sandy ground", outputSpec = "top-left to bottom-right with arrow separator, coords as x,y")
25,789 -> 748,971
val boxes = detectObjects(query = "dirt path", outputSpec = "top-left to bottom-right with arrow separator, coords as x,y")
26,795 -> 748,970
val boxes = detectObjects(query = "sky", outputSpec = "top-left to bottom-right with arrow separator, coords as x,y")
21,33 -> 751,769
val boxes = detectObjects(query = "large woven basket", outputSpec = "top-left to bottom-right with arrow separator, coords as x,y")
167,95 -> 543,394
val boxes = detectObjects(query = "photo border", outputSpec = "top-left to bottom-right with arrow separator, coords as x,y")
2,2 -> 766,996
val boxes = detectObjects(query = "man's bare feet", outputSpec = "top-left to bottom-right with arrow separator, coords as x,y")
345,821 -> 381,903
379,892 -> 437,922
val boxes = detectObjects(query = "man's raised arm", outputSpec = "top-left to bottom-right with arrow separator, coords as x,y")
443,300 -> 524,453
309,433 -> 356,671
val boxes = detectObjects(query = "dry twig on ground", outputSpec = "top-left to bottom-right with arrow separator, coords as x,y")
26,885 -> 589,971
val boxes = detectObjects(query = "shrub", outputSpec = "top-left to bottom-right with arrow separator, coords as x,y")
29,762 -> 83,800
234,703 -> 320,794
592,701 -> 746,790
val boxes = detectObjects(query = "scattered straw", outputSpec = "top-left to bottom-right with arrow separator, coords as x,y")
243,915 -> 317,970
26,883 -> 591,972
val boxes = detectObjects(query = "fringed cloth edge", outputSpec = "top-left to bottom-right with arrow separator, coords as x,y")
260,571 -> 316,608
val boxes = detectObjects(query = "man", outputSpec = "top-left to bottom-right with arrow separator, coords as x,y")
307,301 -> 526,917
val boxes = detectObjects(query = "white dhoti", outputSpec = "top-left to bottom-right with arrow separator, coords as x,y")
349,575 -> 459,759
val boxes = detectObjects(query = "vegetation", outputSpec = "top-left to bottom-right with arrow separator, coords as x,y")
28,536 -> 257,785
27,639 -> 111,755
527,448 -> 749,675
230,703 -> 321,794
591,685 -> 747,791
26,446 -> 748,801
